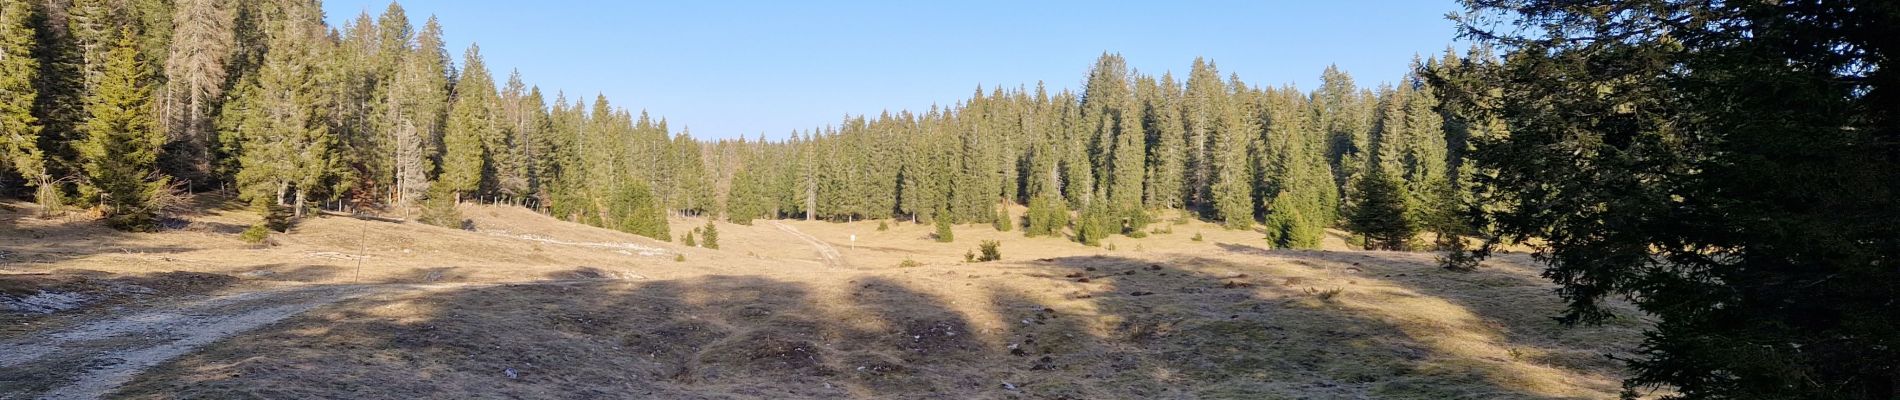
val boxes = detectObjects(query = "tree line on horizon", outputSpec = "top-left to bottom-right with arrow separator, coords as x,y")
0,0 -> 1486,250
718,52 -> 1485,253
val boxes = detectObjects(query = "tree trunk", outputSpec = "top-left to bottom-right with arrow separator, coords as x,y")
294,189 -> 306,218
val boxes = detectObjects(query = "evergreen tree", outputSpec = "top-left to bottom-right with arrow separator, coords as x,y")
1181,58 -> 1222,211
1074,198 -> 1114,246
66,0 -> 121,94
159,0 -> 235,185
668,132 -> 712,215
1345,164 -> 1412,250
440,44 -> 496,200
491,69 -> 529,199
1316,65 -> 1371,202
1397,72 -> 1454,240
993,203 -> 1011,232
1261,88 -> 1334,249
76,30 -> 166,230
1023,194 -> 1066,238
389,15 -> 447,206
610,179 -> 668,241
519,86 -> 553,205
1209,76 -> 1254,229
331,11 -> 383,205
0,0 -> 52,207
1081,53 -> 1144,220
1451,2 -> 1900,396
1143,72 -> 1186,210
701,219 -> 718,249
933,205 -> 954,242
230,5 -> 340,218
726,162 -> 769,225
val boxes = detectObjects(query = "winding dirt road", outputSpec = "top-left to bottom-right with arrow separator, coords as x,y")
770,221 -> 848,267
0,283 -> 469,400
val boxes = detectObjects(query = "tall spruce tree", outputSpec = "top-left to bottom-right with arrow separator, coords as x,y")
76,30 -> 166,230
1181,58 -> 1222,212
1316,65 -> 1371,208
1450,1 -> 1899,397
1142,72 -> 1186,210
0,0 -> 51,207
1345,164 -> 1411,250
519,86 -> 553,205
1081,53 -> 1144,222
1209,75 -> 1255,229
66,0 -> 121,94
492,69 -> 529,199
1398,70 -> 1451,238
1261,87 -> 1334,249
159,0 -> 234,185
439,43 -> 496,200
388,15 -> 446,206
230,6 -> 339,218
1023,193 -> 1067,238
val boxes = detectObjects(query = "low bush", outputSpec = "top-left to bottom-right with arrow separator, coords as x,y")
977,240 -> 1001,262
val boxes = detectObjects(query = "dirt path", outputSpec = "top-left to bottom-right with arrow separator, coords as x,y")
0,283 -> 456,400
770,221 -> 847,267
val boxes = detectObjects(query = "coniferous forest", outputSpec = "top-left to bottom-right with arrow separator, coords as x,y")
0,0 -> 1481,250
1,1 -> 1896,398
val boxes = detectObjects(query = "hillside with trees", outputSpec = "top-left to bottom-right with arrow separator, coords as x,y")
0,0 -> 1487,252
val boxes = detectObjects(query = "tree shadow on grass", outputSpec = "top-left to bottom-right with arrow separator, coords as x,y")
106,252 -> 1636,399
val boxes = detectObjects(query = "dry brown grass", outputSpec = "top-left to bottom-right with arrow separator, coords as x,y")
1,199 -> 1648,399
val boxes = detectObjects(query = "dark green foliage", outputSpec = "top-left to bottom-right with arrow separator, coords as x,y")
253,199 -> 290,232
77,31 -> 166,231
1345,167 -> 1412,250
609,180 -> 669,241
1074,200 -> 1114,247
1118,206 -> 1152,236
1447,1 -> 1900,397
228,6 -> 339,220
725,163 -> 770,225
992,204 -> 1011,232
439,45 -> 495,198
876,220 -> 889,231
682,230 -> 696,247
238,223 -> 269,244
700,220 -> 718,249
1024,195 -> 1068,237
976,240 -> 1000,262
0,0 -> 49,207
418,184 -> 462,229
1083,53 -> 1145,217
1263,193 -> 1325,249
932,207 -> 954,243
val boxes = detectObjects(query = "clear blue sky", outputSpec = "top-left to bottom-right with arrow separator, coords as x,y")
320,1 -> 1466,140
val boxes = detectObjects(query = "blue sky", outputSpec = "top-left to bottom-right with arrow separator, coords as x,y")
320,1 -> 1467,140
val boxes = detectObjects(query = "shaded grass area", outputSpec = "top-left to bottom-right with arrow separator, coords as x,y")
0,270 -> 240,340
114,251 -> 1641,399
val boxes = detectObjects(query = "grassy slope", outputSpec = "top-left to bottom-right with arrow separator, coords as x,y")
1,199 -> 1645,399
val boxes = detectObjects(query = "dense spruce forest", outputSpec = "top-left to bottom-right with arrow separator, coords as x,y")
0,0 -> 1484,249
